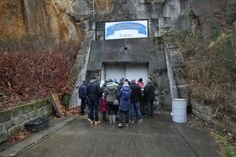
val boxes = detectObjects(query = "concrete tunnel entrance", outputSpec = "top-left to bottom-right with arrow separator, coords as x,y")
70,19 -> 190,110
86,37 -> 172,108
82,19 -> 173,108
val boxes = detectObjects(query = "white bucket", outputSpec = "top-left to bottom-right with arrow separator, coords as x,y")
172,99 -> 187,123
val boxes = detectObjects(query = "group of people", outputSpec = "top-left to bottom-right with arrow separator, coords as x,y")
78,77 -> 155,128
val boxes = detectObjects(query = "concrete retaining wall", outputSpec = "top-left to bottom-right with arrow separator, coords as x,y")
0,99 -> 52,143
192,101 -> 213,121
69,31 -> 95,108
191,101 -> 233,130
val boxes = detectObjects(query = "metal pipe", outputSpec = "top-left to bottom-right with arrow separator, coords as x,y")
93,0 -> 95,19
164,43 -> 178,99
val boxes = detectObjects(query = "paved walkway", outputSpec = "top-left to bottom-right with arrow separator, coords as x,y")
14,113 -> 222,157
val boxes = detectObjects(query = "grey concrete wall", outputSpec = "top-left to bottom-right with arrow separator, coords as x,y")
0,99 -> 52,143
69,31 -> 95,108
192,101 -> 236,133
88,38 -> 164,71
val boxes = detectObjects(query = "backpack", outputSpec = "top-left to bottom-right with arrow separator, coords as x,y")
121,86 -> 131,100
97,85 -> 103,99
79,85 -> 86,99
108,88 -> 116,95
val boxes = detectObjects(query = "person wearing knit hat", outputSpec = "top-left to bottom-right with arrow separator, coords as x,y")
104,79 -> 118,124
138,78 -> 145,114
143,79 -> 155,117
87,77 -> 102,125
129,79 -> 143,123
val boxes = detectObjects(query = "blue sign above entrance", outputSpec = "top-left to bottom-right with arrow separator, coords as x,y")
105,20 -> 148,40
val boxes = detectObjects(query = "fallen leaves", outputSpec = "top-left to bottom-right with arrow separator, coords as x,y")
62,106 -> 80,116
8,129 -> 31,143
0,41 -> 80,110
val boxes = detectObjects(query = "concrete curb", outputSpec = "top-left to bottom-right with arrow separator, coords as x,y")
0,116 -> 76,157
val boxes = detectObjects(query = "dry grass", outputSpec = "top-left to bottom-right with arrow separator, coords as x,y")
174,29 -> 236,122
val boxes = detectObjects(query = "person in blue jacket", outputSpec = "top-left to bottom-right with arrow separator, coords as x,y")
78,81 -> 87,116
118,81 -> 131,128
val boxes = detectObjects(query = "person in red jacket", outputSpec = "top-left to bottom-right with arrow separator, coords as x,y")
138,78 -> 145,114
138,78 -> 145,89
100,94 -> 107,121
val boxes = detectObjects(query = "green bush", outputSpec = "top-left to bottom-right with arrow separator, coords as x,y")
214,128 -> 236,157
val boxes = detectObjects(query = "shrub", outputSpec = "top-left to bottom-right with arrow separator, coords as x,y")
175,29 -> 236,122
0,36 -> 80,109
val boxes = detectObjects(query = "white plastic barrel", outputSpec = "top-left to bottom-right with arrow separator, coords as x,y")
172,99 -> 187,123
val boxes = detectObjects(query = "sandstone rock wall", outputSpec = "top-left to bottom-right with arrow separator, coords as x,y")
95,0 -> 113,15
23,0 -> 85,43
0,0 -> 85,43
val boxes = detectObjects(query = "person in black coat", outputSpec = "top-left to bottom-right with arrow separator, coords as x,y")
129,79 -> 143,123
143,79 -> 155,117
86,77 -> 102,125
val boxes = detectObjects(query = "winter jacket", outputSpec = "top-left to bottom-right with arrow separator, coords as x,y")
86,79 -> 101,100
117,83 -> 123,93
100,96 -> 107,112
130,82 -> 142,103
119,85 -> 131,111
138,81 -> 145,97
143,82 -> 155,101
104,82 -> 118,103
138,81 -> 145,89
78,84 -> 87,99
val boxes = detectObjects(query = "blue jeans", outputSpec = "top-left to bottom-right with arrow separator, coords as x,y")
119,110 -> 129,124
88,99 -> 99,121
146,101 -> 154,117
130,102 -> 142,121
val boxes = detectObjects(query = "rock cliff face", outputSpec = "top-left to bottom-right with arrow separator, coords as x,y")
23,0 -> 85,43
0,0 -> 26,39
0,0 -> 85,43
190,0 -> 236,35
78,0 -> 191,33
0,0 -> 236,42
